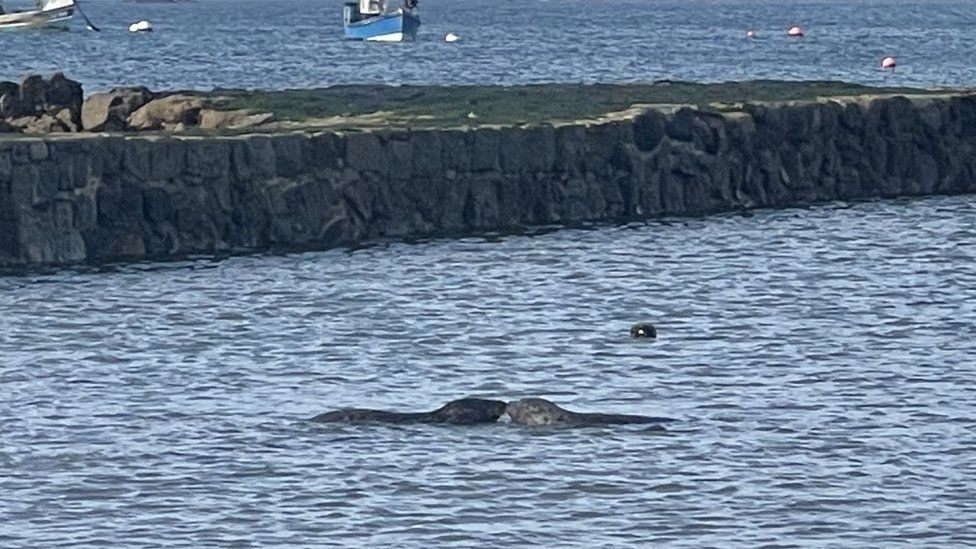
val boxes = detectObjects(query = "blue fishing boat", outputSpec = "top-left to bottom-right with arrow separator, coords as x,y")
0,0 -> 75,30
343,0 -> 420,42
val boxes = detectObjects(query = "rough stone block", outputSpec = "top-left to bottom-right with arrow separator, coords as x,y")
186,139 -> 230,179
500,125 -> 555,173
440,129 -> 470,172
232,135 -> 276,181
149,138 -> 186,181
0,150 -> 11,184
409,131 -> 441,177
73,191 -> 96,230
273,134 -> 306,178
89,136 -> 126,177
29,141 -> 48,161
143,187 -> 174,224
97,182 -> 144,228
82,229 -> 145,261
35,161 -> 60,205
0,219 -> 18,258
471,128 -> 500,172
345,132 -> 384,173
122,139 -> 152,181
53,200 -> 74,231
9,164 -> 38,206
554,125 -> 586,173
666,108 -> 696,142
633,110 -> 667,152
387,138 -> 413,180
309,132 -> 342,170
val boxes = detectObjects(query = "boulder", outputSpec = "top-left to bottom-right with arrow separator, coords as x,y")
0,74 -> 85,132
0,93 -> 17,119
82,87 -> 154,131
198,109 -> 274,130
18,74 -> 47,114
0,81 -> 17,97
44,72 -> 83,118
1,80 -> 26,119
9,113 -> 68,134
128,94 -> 204,131
55,108 -> 79,132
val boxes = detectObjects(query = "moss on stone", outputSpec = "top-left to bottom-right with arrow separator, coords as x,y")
220,80 -> 945,130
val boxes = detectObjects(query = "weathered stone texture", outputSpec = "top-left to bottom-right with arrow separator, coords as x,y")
2,94 -> 976,268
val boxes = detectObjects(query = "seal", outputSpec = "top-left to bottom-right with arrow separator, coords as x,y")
506,398 -> 672,427
630,322 -> 657,339
310,398 -> 507,425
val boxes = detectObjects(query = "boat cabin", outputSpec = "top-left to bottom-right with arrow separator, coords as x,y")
359,0 -> 385,15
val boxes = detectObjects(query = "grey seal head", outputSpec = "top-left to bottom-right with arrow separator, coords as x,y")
630,323 -> 657,339
310,398 -> 507,425
506,398 -> 671,428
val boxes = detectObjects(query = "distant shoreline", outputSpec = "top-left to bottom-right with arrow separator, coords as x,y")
2,81 -> 975,269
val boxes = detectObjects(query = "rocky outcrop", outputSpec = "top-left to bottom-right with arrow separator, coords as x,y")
0,73 -> 83,133
2,93 -> 975,268
3,74 -> 273,135
81,87 -> 155,131
128,95 -> 204,131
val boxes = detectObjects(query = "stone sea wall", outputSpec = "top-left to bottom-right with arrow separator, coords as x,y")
2,93 -> 975,268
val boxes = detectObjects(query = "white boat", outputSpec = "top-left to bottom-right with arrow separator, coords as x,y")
0,0 -> 75,30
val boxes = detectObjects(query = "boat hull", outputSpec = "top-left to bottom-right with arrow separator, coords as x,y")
0,2 -> 74,31
344,9 -> 419,42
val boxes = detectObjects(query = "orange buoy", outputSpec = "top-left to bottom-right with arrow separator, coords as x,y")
881,56 -> 897,69
788,26 -> 804,37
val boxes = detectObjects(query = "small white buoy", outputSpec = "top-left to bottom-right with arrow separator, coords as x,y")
129,20 -> 154,33
787,26 -> 804,37
444,32 -> 460,43
746,30 -> 757,39
881,56 -> 897,69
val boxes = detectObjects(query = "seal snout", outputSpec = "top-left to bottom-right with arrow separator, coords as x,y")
630,322 -> 657,339
506,397 -> 671,428
504,398 -> 565,426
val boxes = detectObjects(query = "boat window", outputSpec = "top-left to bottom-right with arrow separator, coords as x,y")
359,0 -> 385,14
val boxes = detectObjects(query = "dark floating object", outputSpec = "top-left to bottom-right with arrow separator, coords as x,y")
630,322 -> 657,339
506,398 -> 673,427
310,398 -> 507,425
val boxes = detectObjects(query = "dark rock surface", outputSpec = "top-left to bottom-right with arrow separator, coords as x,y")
1,73 -> 83,133
2,93 -> 976,268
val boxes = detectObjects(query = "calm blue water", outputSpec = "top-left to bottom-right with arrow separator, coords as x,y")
3,2 -> 976,546
2,196 -> 976,546
1,0 -> 975,91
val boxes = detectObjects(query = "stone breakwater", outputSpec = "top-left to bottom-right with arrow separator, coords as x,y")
1,92 -> 975,268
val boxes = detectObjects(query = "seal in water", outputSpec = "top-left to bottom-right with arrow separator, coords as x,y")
630,323 -> 657,339
310,398 -> 507,425
506,398 -> 672,427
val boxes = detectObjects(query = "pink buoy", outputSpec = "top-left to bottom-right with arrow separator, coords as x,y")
788,26 -> 804,37
746,30 -> 757,39
881,56 -> 897,69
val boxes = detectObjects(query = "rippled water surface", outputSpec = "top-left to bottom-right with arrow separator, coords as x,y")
2,195 -> 976,546
2,0 -> 976,91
